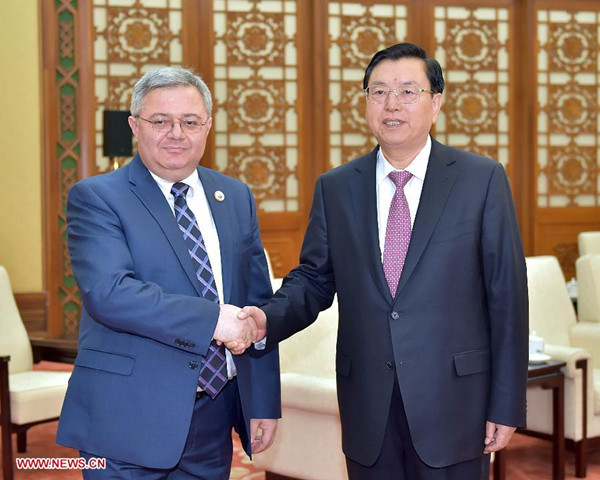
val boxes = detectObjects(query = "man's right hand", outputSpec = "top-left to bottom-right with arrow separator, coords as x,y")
222,306 -> 267,355
239,306 -> 267,342
213,304 -> 256,350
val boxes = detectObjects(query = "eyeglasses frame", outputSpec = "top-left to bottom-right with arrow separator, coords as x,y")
364,85 -> 437,105
136,115 -> 209,134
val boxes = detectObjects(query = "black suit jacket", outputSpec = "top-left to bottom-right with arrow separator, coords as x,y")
262,139 -> 528,468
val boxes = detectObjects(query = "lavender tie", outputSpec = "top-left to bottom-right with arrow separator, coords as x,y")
171,182 -> 228,399
383,171 -> 413,297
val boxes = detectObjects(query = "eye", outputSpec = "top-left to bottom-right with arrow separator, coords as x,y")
183,119 -> 199,127
152,118 -> 168,126
371,87 -> 387,97
401,87 -> 418,96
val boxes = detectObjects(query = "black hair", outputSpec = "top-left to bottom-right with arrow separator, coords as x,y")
362,42 -> 445,94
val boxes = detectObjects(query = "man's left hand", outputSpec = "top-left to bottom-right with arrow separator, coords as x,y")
483,421 -> 516,453
250,418 -> 278,454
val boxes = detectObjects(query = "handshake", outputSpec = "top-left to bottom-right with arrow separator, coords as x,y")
213,304 -> 267,355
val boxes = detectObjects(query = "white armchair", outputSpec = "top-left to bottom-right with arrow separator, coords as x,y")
252,278 -> 348,480
573,254 -> 600,460
0,266 -> 71,480
524,256 -> 600,478
578,231 -> 600,256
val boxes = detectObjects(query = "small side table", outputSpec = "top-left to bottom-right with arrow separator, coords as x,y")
29,335 -> 78,364
493,360 -> 566,480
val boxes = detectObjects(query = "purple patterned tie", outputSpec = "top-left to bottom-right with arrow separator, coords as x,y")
383,171 -> 413,297
172,182 -> 228,399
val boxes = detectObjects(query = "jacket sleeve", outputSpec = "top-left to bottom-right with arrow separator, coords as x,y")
262,175 -> 336,347
481,163 -> 529,428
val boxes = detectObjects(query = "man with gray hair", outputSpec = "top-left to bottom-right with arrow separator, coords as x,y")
57,66 -> 280,479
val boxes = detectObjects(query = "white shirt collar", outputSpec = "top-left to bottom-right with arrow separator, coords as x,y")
376,135 -> 431,184
149,169 -> 203,199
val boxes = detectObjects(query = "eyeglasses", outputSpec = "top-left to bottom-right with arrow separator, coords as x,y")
137,116 -> 208,134
364,84 -> 435,105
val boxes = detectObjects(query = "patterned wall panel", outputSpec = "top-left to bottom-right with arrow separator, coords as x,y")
42,0 -> 600,336
213,0 -> 299,212
93,0 -> 184,172
327,2 -> 408,169
434,6 -> 511,170
536,8 -> 600,208
55,0 -> 83,336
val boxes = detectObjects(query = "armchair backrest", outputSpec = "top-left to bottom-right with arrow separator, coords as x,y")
278,299 -> 338,379
525,256 -> 577,346
578,231 -> 600,256
0,266 -> 33,374
271,278 -> 338,379
576,254 -> 600,324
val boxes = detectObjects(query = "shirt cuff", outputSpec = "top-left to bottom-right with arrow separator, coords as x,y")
254,337 -> 266,350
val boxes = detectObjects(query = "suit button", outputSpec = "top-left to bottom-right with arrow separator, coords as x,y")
391,311 -> 400,320
385,362 -> 394,370
175,339 -> 182,346
189,361 -> 198,370
189,342 -> 196,349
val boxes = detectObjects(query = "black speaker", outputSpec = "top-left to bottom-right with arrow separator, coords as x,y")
103,110 -> 133,157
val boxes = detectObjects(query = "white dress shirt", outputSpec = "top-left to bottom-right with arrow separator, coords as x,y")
149,169 -> 236,378
376,135 -> 431,262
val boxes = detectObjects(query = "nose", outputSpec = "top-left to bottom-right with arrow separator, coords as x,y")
384,90 -> 402,110
167,120 -> 185,138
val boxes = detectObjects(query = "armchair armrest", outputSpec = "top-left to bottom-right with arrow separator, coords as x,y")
280,372 -> 339,416
570,322 -> 600,366
543,344 -> 591,377
0,355 -> 12,442
0,355 -> 9,388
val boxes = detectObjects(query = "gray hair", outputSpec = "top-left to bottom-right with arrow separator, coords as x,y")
130,66 -> 213,117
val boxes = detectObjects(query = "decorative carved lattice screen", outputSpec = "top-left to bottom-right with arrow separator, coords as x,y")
40,0 -> 600,336
52,0 -> 83,336
537,8 -> 600,208
213,0 -> 299,212
93,0 -> 185,173
434,6 -> 511,173
327,2 -> 408,169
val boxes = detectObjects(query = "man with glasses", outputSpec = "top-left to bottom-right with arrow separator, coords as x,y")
57,67 -> 280,479
238,42 -> 528,479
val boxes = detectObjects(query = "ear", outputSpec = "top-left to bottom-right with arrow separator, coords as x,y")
128,116 -> 139,138
204,116 -> 213,134
431,93 -> 443,124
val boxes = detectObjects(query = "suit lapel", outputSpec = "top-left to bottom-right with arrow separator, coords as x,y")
197,167 -> 234,304
349,148 -> 393,304
127,156 -> 204,297
396,139 -> 457,297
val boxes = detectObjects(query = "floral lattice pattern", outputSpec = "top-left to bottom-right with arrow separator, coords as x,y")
537,9 -> 600,207
435,7 -> 510,168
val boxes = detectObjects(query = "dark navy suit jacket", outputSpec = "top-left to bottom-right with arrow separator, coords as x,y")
262,139 -> 528,468
56,155 -> 281,468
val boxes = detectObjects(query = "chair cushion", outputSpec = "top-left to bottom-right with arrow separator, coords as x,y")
526,256 -> 577,346
278,294 -> 339,378
5,370 -> 71,424
252,404 -> 348,480
576,254 -> 600,325
579,232 -> 600,256
281,373 -> 338,415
